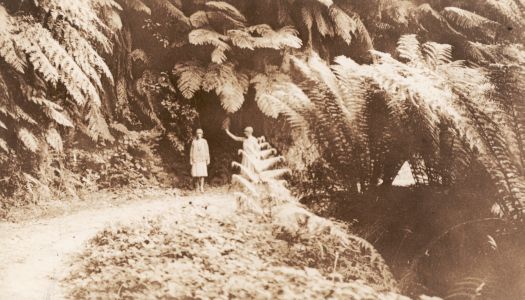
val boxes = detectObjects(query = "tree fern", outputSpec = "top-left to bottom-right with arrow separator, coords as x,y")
34,0 -> 113,53
13,19 -> 101,106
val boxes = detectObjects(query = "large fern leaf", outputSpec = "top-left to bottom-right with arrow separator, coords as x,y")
18,128 -> 39,152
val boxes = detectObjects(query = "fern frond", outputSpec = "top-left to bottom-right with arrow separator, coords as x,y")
422,42 -> 452,67
480,0 -> 525,27
227,29 -> 256,50
14,20 -> 101,106
15,106 -> 38,125
18,127 -> 39,152
202,63 -> 248,113
35,0 -> 113,53
246,25 -> 302,49
30,96 -> 74,127
328,5 -> 356,45
56,21 -> 113,87
188,29 -> 231,63
232,174 -> 259,197
0,6 -> 26,73
86,103 -> 114,142
442,7 -> 500,36
45,127 -> 63,152
232,161 -> 260,183
143,0 -> 190,27
205,1 -> 247,23
259,168 -> 291,182
173,62 -> 205,99
189,11 -> 208,28
0,137 -> 8,153
250,70 -> 310,128
313,4 -> 334,37
120,0 -> 151,14
396,34 -> 424,66
257,156 -> 285,171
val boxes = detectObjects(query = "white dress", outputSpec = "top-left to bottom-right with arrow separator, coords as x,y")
242,136 -> 260,172
190,138 -> 209,177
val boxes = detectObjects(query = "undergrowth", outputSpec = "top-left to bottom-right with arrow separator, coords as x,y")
63,202 -> 409,300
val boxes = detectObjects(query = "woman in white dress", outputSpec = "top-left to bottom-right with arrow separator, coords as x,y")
190,128 -> 210,192
225,126 -> 260,173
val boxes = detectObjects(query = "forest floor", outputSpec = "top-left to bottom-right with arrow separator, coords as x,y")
0,187 -> 231,300
0,186 -> 407,300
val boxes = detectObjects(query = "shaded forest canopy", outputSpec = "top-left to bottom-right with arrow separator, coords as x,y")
1,0 -> 525,298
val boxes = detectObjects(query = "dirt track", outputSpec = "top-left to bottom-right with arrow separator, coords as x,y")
0,189 -> 234,300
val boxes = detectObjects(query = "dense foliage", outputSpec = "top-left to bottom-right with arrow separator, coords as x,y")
1,0 -> 525,298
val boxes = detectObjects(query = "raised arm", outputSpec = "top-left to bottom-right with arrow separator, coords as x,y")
225,128 -> 244,142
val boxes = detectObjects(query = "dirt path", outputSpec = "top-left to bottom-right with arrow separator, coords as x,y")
0,189 -> 235,300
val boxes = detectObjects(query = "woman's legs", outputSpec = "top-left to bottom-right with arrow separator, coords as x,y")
194,177 -> 200,191
199,177 -> 205,192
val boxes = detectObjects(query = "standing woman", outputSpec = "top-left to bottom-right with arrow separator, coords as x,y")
190,128 -> 210,192
225,125 -> 260,172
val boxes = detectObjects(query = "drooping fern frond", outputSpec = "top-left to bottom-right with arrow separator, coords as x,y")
396,34 -> 425,66
205,1 -> 247,23
0,6 -> 26,73
250,69 -> 311,129
479,0 -> 525,28
34,0 -> 114,53
86,103 -> 114,142
442,7 -> 500,39
18,127 -> 39,153
13,19 -> 102,106
422,42 -> 453,67
202,63 -> 249,113
245,25 -> 302,49
0,137 -> 8,153
119,0 -> 151,15
173,61 -> 206,99
188,29 -> 231,63
29,97 -> 74,128
143,0 -> 190,28
45,127 -> 63,152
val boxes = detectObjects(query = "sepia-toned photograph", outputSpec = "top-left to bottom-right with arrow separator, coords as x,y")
0,0 -> 524,299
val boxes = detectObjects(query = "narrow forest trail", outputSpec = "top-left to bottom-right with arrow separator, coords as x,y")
0,189 -> 235,300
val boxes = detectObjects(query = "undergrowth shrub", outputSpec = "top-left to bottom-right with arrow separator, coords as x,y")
63,204 -> 408,300
67,129 -> 169,191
